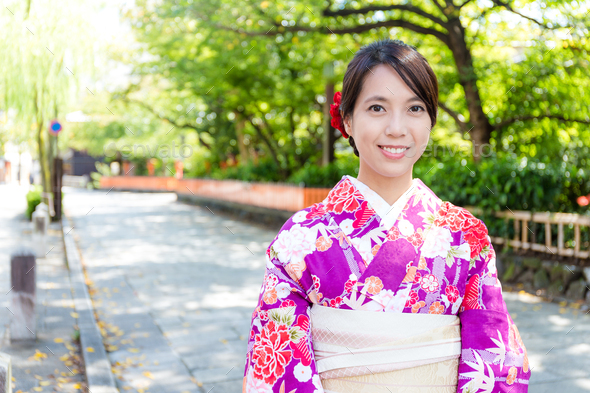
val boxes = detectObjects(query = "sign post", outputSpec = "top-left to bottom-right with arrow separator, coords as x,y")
49,120 -> 62,220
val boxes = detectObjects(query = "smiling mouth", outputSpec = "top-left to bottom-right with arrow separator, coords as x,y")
378,146 -> 410,154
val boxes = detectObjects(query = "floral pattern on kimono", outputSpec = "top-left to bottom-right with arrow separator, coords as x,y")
243,175 -> 530,393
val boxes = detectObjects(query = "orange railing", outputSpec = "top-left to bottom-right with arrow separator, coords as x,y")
100,176 -> 331,212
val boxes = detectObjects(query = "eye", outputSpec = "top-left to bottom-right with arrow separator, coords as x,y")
409,105 -> 425,113
369,105 -> 385,112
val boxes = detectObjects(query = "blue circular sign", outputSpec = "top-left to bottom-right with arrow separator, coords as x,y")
49,120 -> 62,135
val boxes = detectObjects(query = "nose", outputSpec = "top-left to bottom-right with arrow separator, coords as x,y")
384,110 -> 408,137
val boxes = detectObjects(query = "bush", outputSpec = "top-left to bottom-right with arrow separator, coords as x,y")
25,185 -> 43,220
89,162 -> 112,189
180,150 -> 589,221
287,155 -> 359,187
207,157 -> 286,183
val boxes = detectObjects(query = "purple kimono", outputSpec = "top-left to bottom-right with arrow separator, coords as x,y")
243,175 -> 530,392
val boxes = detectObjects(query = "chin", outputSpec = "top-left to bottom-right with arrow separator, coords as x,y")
366,162 -> 412,179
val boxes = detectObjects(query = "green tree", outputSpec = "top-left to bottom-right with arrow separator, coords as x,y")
204,0 -> 589,161
0,0 -> 95,196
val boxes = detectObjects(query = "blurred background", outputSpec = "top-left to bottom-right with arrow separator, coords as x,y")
1,0 -> 589,392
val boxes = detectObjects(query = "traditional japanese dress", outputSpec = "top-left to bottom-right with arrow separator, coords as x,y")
243,175 -> 530,393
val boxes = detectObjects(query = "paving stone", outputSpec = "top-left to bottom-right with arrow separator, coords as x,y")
201,379 -> 244,393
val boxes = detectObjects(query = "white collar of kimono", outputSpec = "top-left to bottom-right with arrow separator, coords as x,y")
344,175 -> 418,230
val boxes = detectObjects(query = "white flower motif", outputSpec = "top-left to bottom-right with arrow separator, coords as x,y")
292,210 -> 309,223
420,274 -> 439,292
245,368 -> 273,393
312,374 -> 325,393
340,219 -> 355,235
364,289 -> 395,311
350,235 -> 373,264
294,362 -> 312,382
398,219 -> 415,237
488,254 -> 497,275
275,282 -> 291,299
274,224 -> 317,264
455,242 -> 471,261
421,226 -> 452,258
264,273 -> 278,290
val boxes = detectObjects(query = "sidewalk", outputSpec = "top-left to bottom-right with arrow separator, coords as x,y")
0,184 -> 86,392
61,186 -> 590,393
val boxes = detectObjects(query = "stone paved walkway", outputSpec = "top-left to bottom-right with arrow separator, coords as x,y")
62,187 -> 590,393
0,184 -> 87,392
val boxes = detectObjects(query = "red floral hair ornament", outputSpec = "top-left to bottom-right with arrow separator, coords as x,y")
329,91 -> 349,139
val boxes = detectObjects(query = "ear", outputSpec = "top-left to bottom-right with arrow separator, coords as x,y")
342,112 -> 352,138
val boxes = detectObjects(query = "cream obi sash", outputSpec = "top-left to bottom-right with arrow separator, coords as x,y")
310,305 -> 461,393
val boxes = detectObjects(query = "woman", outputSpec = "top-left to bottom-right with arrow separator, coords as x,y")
243,38 -> 530,393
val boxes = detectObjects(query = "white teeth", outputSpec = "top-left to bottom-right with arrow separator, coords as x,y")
380,146 -> 408,154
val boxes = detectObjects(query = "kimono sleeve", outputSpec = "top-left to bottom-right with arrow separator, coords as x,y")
243,224 -> 323,393
457,219 -> 531,393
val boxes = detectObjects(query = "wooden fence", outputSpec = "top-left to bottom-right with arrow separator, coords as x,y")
468,207 -> 589,259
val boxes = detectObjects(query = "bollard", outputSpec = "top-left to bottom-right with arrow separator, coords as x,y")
32,202 -> 49,236
9,250 -> 36,342
32,202 -> 49,257
0,352 -> 11,393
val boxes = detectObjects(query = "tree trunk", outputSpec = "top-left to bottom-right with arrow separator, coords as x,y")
234,112 -> 249,164
34,93 -> 51,197
447,19 -> 495,161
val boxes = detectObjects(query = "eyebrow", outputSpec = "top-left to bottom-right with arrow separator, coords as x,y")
363,95 -> 423,104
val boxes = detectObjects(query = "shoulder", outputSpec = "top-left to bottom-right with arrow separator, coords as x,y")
434,202 -> 492,263
268,204 -> 327,266
433,201 -> 488,235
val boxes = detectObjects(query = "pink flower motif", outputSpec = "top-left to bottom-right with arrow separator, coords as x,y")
280,299 -> 295,308
324,179 -> 363,214
445,285 -> 460,303
306,203 -> 327,219
252,321 -> 293,385
312,275 -> 321,291
387,226 -> 401,241
420,274 -> 440,293
405,290 -> 419,308
344,279 -> 357,293
329,296 -> 343,308
413,271 -> 422,284
258,310 -> 269,321
407,231 -> 424,247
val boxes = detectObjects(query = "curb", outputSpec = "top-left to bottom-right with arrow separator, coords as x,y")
62,215 -> 118,393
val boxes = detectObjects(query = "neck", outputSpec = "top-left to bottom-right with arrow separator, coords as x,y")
356,165 -> 414,206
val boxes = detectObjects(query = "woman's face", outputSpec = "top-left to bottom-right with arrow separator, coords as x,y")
342,63 -> 431,181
